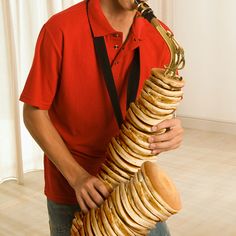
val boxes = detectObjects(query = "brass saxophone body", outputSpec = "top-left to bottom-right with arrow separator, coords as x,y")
71,2 -> 185,235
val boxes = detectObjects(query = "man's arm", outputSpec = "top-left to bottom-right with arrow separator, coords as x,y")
23,104 -> 110,212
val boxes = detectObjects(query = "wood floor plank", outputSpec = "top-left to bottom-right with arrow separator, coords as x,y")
0,129 -> 236,236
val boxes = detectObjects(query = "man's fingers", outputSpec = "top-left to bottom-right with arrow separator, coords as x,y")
76,177 -> 110,213
149,127 -> 183,143
152,118 -> 181,131
86,184 -> 104,206
80,189 -> 98,209
152,143 -> 180,154
93,179 -> 111,198
150,135 -> 181,150
77,195 -> 89,213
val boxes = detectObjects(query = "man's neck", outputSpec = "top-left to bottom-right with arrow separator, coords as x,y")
100,0 -> 137,42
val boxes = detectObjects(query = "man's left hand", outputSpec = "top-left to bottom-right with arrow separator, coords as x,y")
148,118 -> 184,155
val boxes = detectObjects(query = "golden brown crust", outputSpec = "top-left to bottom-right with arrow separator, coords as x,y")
119,131 -> 152,157
115,137 -> 156,161
118,182 -> 153,231
104,159 -> 130,180
99,168 -> 120,188
143,85 -> 182,103
90,208 -> 103,236
121,122 -> 150,149
96,209 -> 109,236
139,96 -> 174,116
130,102 -> 167,125
151,68 -> 185,89
145,80 -> 183,97
114,132 -> 147,166
100,202 -> 117,236
142,162 -> 182,213
125,182 -> 157,226
137,170 -> 172,217
108,142 -> 139,174
133,173 -> 167,221
107,196 -> 136,236
129,177 -> 158,221
149,75 -> 174,90
100,163 -> 128,183
71,223 -> 80,236
134,101 -> 172,127
140,90 -> 179,110
126,108 -> 153,133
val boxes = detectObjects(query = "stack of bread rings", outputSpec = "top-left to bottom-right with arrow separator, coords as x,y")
71,162 -> 181,236
97,68 -> 184,190
71,68 -> 184,235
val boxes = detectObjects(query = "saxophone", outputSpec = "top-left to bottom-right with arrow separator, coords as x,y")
71,1 -> 185,235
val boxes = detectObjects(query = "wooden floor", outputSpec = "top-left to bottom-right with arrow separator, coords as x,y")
0,128 -> 236,236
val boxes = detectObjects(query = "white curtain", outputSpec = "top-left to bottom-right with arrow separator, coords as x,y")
0,0 -> 79,184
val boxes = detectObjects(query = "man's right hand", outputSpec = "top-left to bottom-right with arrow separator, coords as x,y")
23,104 -> 110,213
73,171 -> 111,213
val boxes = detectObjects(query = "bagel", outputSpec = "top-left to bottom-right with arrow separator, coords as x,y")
107,196 -> 137,236
100,163 -> 128,183
135,101 -> 172,124
126,181 -> 157,226
150,75 -> 180,91
143,85 -> 182,103
111,187 -> 147,233
145,80 -> 183,97
151,68 -> 185,88
113,137 -> 157,161
137,170 -> 172,218
118,182 -> 153,231
133,173 -> 168,221
100,202 -> 117,236
126,108 -> 153,133
120,130 -> 153,156
130,102 -> 168,125
141,90 -> 179,110
121,123 -> 150,149
104,159 -> 130,180
90,208 -> 103,236
113,133 -> 147,166
96,209 -> 109,236
108,142 -> 139,174
139,96 -> 174,116
129,177 -> 158,221
98,168 -> 120,189
141,162 -> 182,214
84,211 -> 94,236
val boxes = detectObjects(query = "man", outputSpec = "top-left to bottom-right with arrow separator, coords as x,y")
20,0 -> 183,235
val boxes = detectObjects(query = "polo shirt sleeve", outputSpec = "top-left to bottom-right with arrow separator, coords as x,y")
20,24 -> 62,110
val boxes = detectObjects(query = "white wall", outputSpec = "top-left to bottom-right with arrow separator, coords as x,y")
151,0 -> 236,124
173,0 -> 236,123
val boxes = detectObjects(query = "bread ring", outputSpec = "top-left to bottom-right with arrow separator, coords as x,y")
151,68 -> 185,88
141,90 -> 179,110
145,80 -> 183,97
143,85 -> 182,103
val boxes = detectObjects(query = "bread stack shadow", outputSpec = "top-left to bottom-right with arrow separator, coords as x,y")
71,69 -> 184,236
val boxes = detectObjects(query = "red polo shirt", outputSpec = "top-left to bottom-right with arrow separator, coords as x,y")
20,0 -> 170,204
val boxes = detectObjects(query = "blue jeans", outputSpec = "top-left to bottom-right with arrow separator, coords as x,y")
47,199 -> 171,236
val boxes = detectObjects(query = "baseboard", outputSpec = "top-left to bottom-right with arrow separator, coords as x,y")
179,116 -> 236,135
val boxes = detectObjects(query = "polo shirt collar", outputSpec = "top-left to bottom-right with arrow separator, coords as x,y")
88,0 -> 144,40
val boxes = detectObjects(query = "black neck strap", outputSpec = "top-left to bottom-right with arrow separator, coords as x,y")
86,0 -> 140,127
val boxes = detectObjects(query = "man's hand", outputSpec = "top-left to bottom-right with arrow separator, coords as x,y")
148,118 -> 184,155
73,171 -> 110,213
